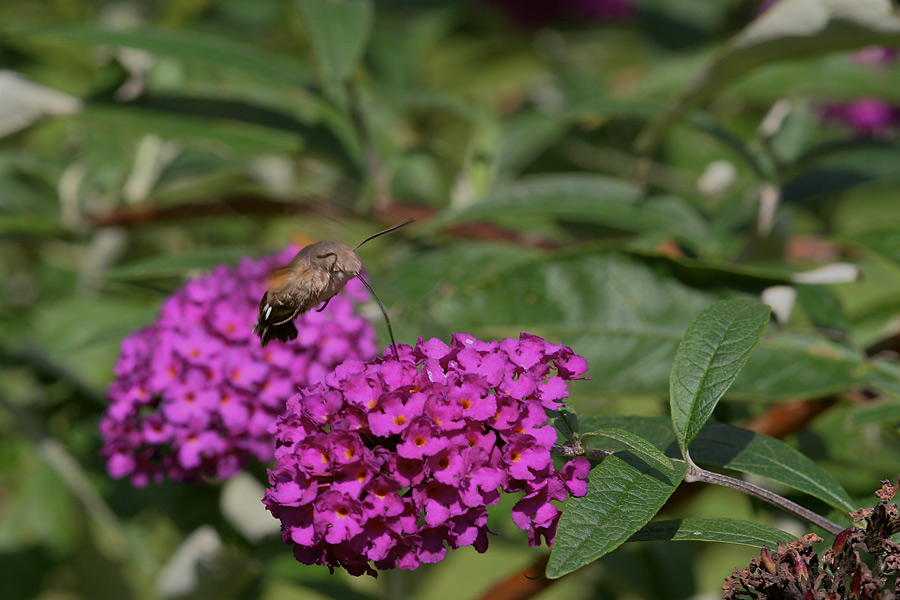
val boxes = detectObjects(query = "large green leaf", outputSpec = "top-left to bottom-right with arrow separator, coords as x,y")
103,249 -> 264,280
546,454 -> 688,579
431,250 -> 720,397
17,26 -> 310,87
297,0 -> 373,93
425,248 -> 863,400
635,0 -> 900,153
428,174 -> 714,254
689,423 -> 855,514
669,299 -> 770,453
74,106 -> 302,154
731,334 -> 867,400
629,518 -> 797,548
582,416 -> 856,514
34,298 -> 159,388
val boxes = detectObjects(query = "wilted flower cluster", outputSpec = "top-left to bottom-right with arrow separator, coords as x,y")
263,333 -> 591,576
724,478 -> 900,599
100,248 -> 378,486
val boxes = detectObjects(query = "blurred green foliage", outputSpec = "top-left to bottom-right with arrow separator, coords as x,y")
3,0 -> 900,598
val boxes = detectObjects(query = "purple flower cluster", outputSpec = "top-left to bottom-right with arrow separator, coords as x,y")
486,0 -> 632,28
263,333 -> 591,576
759,2 -> 899,136
821,47 -> 900,136
100,248 -> 377,486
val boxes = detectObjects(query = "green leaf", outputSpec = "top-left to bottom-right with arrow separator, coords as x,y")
795,284 -> 849,335
547,454 -> 687,579
75,105 -> 303,154
418,247 -> 859,401
104,248 -> 263,280
429,174 -> 714,254
496,112 -> 571,176
17,26 -> 310,87
670,299 -> 770,454
840,227 -> 900,270
34,298 -> 159,388
0,214 -> 66,236
581,428 -> 675,472
849,398 -> 900,428
629,518 -> 797,548
731,334 -> 866,400
429,250 -> 722,397
583,416 -> 856,514
635,0 -> 900,153
865,358 -> 900,397
298,0 -> 373,93
688,423 -> 855,514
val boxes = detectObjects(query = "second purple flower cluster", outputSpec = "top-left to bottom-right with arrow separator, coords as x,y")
263,333 -> 591,576
100,248 -> 378,486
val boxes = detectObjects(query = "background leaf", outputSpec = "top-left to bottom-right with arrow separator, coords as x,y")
427,174 -> 715,254
298,0 -> 374,94
629,518 -> 797,548
636,0 -> 900,152
17,26 -> 311,87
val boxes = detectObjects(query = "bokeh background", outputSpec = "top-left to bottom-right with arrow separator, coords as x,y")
4,0 -> 900,598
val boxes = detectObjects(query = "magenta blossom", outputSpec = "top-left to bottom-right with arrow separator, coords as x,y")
759,1 -> 899,136
263,333 -> 591,576
99,248 -> 378,486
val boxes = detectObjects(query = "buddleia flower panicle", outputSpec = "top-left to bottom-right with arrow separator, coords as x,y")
99,248 -> 377,486
263,333 -> 591,576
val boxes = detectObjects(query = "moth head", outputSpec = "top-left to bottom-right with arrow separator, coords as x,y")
306,241 -> 362,277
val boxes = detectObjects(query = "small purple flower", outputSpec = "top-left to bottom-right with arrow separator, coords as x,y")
822,98 -> 900,137
263,333 -> 591,576
759,1 -> 899,136
100,248 -> 378,485
821,44 -> 900,136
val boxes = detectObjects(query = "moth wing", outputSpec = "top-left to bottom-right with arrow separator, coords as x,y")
253,265 -> 331,345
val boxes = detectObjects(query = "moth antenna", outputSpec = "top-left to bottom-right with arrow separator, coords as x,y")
355,274 -> 400,362
353,217 -> 415,250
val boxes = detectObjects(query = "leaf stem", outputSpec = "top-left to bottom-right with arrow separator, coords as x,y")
552,445 -> 845,536
685,463 -> 844,536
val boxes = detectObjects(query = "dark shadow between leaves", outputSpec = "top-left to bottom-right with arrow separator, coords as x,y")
617,450 -> 685,487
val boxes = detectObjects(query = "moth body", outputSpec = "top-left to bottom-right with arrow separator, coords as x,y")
253,241 -> 362,346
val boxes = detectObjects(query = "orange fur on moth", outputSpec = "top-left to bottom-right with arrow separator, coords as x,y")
253,219 -> 414,349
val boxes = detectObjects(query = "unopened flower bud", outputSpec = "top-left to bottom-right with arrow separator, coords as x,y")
790,550 -> 808,581
760,546 -> 777,575
832,527 -> 854,556
850,568 -> 861,597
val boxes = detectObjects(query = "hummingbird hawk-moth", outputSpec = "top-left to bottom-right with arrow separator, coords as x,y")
253,218 -> 414,359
